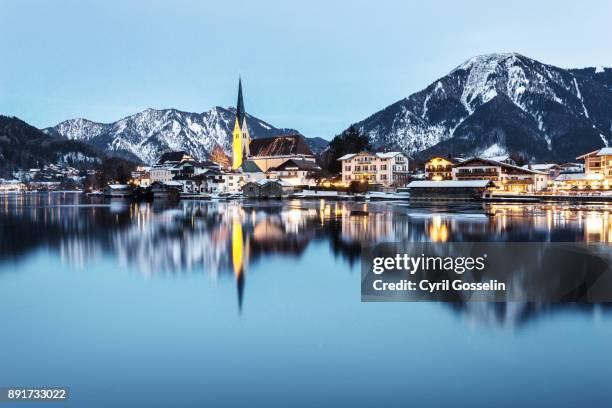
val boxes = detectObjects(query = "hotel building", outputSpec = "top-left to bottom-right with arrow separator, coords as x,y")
556,147 -> 612,189
338,152 -> 410,187
452,157 -> 548,192
424,156 -> 463,180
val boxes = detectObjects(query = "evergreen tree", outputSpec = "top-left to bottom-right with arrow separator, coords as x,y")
326,125 -> 371,174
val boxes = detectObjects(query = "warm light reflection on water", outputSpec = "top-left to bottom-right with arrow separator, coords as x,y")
2,194 -> 612,275
1,193 -> 612,327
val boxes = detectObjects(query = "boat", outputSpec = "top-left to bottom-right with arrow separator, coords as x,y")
180,192 -> 212,200
482,196 -> 541,203
86,190 -> 104,197
216,192 -> 243,200
367,191 -> 411,201
103,185 -> 133,198
150,182 -> 180,201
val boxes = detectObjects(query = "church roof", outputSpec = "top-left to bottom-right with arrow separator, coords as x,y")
249,135 -> 314,158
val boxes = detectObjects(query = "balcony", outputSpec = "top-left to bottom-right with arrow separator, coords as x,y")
426,165 -> 452,172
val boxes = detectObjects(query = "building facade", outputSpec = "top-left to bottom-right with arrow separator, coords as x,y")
424,156 -> 461,180
556,147 -> 612,190
338,152 -> 410,187
266,159 -> 321,186
577,147 -> 612,182
452,157 -> 548,192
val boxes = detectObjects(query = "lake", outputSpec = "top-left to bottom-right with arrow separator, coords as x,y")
1,193 -> 611,407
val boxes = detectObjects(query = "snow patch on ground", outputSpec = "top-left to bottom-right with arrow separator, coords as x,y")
422,93 -> 432,119
479,143 -> 507,157
544,135 -> 552,151
459,54 -> 505,114
573,77 -> 590,118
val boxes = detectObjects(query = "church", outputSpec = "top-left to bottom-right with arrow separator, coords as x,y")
230,79 -> 319,176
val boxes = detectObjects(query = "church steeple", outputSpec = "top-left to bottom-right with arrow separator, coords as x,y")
232,77 -> 251,170
236,77 -> 245,126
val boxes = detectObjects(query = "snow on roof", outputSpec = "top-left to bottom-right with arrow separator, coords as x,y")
108,184 -> 130,189
596,147 -> 612,156
521,164 -> 560,171
276,179 -> 293,187
251,179 -> 292,187
337,154 -> 356,161
375,152 -> 404,159
555,173 -> 603,181
576,149 -> 604,159
481,154 -> 510,163
338,152 -> 406,161
459,157 -> 546,175
407,180 -> 494,188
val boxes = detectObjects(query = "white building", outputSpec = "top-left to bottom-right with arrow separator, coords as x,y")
452,157 -> 548,192
521,163 -> 562,179
266,159 -> 321,186
338,152 -> 410,187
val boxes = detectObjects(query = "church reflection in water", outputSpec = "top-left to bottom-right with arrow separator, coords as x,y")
1,193 -> 611,325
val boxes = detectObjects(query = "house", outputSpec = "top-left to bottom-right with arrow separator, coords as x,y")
131,166 -> 151,187
452,157 -> 548,192
198,170 -> 244,194
554,148 -> 612,190
577,147 -> 612,176
552,173 -> 602,190
338,151 -> 410,187
266,159 -> 321,186
180,174 -> 210,194
260,179 -> 294,198
149,150 -> 221,185
242,181 -> 262,199
521,164 -> 562,179
242,179 -> 293,199
406,180 -> 496,200
150,151 -> 194,183
424,156 -> 463,180
559,162 -> 584,174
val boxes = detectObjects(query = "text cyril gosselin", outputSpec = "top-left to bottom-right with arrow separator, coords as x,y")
370,254 -> 506,293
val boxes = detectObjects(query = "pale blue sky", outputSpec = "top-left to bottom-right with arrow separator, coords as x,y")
1,0 -> 611,139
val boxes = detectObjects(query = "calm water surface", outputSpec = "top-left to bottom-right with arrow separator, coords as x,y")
1,193 -> 611,407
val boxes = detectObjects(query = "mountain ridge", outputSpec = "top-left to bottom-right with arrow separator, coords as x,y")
348,53 -> 612,162
0,115 -> 105,176
44,107 -> 327,165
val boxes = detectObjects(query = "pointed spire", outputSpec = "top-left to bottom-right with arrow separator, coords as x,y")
236,77 -> 245,126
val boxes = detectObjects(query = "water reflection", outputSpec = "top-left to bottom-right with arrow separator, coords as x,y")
1,193 -> 611,327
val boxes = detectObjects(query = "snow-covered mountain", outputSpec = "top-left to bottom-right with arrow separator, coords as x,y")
350,53 -> 612,162
44,107 -> 325,164
0,116 -> 103,176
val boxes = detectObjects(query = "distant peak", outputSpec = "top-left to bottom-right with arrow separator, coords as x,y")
453,52 -> 527,72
